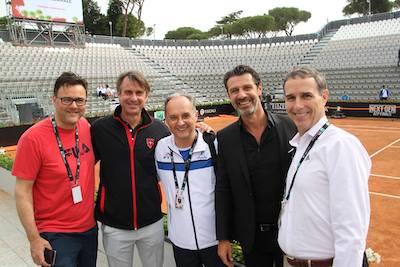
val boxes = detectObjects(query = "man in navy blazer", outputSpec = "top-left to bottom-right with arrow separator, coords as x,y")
216,65 -> 296,267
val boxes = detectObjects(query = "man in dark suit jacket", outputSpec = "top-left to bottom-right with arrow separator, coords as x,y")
216,65 -> 296,267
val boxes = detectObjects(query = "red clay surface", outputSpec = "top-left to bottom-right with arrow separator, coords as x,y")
4,116 -> 400,266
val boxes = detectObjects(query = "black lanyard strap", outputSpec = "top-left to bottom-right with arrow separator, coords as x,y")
170,133 -> 198,193
284,122 -> 330,202
51,115 -> 80,183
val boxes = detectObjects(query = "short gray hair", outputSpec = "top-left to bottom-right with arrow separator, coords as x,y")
164,92 -> 196,113
283,67 -> 327,94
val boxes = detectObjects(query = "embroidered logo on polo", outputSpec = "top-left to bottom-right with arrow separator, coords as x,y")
146,138 -> 155,149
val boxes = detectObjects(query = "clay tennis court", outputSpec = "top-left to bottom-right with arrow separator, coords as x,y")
4,115 -> 400,266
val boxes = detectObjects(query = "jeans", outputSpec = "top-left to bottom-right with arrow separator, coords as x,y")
40,226 -> 98,267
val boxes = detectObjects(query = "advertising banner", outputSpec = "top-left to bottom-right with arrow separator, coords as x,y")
11,0 -> 83,24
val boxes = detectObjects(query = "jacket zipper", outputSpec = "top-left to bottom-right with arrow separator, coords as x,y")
116,116 -> 151,230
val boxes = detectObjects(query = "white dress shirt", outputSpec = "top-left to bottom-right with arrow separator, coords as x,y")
278,116 -> 371,267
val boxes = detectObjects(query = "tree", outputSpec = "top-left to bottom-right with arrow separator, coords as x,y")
216,10 -> 243,25
107,0 -> 123,34
343,0 -> 393,15
0,17 -> 7,29
119,0 -> 136,37
394,0 -> 400,8
146,26 -> 154,38
213,10 -> 243,39
136,0 -> 145,22
83,0 -> 108,34
115,13 -> 145,38
268,7 -> 311,36
243,15 -> 275,38
164,27 -> 203,39
187,32 -> 209,40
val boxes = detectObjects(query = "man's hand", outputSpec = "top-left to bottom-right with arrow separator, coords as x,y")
29,236 -> 52,266
218,240 -> 234,267
195,121 -> 214,133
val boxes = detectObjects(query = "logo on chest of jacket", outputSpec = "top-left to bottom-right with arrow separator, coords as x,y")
146,138 -> 155,149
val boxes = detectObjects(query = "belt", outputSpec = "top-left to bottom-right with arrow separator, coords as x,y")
286,257 -> 333,267
258,223 -> 277,232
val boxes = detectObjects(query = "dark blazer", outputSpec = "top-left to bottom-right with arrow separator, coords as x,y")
215,111 -> 296,253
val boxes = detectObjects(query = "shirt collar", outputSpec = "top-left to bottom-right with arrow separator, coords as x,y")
238,109 -> 275,131
168,130 -> 207,154
289,116 -> 328,147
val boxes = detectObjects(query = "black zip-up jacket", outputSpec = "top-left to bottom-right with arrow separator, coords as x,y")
91,105 -> 170,230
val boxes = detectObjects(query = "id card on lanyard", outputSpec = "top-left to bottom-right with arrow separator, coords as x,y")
51,115 -> 83,204
278,122 -> 330,226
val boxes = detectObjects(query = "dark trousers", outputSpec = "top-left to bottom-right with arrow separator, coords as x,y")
243,227 -> 283,267
40,226 -> 98,267
172,243 -> 225,267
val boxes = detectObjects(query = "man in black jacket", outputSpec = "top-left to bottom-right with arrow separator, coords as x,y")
91,71 -> 170,267
216,65 -> 296,267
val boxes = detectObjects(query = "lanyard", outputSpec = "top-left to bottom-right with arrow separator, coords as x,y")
51,115 -> 80,184
283,122 -> 330,202
170,134 -> 198,193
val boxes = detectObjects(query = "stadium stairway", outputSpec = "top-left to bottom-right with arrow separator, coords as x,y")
127,48 -> 208,103
299,29 -> 338,66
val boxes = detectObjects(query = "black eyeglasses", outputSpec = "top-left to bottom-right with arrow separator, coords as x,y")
57,97 -> 87,106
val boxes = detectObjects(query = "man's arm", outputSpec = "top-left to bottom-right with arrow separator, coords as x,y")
328,137 -> 371,267
217,240 -> 234,267
15,179 -> 52,267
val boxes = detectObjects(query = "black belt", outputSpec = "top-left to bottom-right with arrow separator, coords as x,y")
286,256 -> 333,267
257,223 -> 277,232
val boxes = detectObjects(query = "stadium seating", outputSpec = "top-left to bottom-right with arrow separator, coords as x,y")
0,12 -> 399,125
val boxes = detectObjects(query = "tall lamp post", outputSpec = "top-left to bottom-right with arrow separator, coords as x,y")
153,24 -> 156,40
368,0 -> 372,16
109,21 -> 113,44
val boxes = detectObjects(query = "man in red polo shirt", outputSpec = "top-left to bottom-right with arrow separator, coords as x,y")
13,72 -> 97,266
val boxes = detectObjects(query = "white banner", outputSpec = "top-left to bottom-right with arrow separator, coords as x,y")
11,0 -> 83,24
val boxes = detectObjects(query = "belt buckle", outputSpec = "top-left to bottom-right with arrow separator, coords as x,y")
259,224 -> 270,231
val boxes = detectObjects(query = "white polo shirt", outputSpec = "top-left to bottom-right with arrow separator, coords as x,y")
278,117 -> 371,267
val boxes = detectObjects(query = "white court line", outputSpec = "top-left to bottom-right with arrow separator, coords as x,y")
338,125 -> 400,131
369,192 -> 400,199
344,128 -> 400,133
370,174 -> 400,180
370,137 -> 400,158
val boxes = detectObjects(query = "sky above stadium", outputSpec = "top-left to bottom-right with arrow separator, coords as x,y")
96,0 -> 351,39
1,0 -> 352,39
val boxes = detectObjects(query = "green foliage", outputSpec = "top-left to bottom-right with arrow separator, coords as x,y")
226,15 -> 276,38
268,7 -> 311,36
394,0 -> 400,8
165,27 -> 203,40
231,240 -> 245,264
83,0 -> 108,34
116,14 -> 145,38
146,26 -> 154,37
0,16 -> 7,29
343,0 -> 394,15
107,0 -> 123,34
187,32 -> 210,40
0,154 -> 13,171
216,10 -> 243,25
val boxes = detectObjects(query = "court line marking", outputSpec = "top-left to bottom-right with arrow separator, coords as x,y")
370,137 -> 400,158
340,127 -> 400,133
370,174 -> 400,180
369,192 -> 400,199
338,125 -> 400,131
